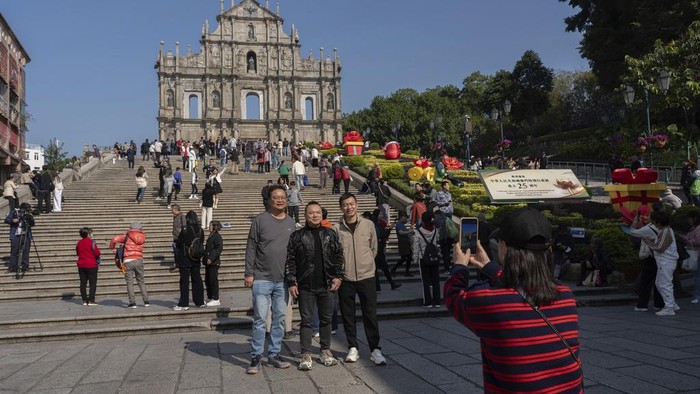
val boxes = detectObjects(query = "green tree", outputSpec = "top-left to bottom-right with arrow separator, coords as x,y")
510,50 -> 554,130
560,0 -> 700,91
624,21 -> 700,141
43,139 -> 69,172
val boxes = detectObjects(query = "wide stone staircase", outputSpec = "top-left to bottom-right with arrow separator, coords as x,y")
0,157 -> 456,342
0,157 -> 637,343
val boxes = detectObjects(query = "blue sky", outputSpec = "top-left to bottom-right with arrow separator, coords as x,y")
2,0 -> 587,156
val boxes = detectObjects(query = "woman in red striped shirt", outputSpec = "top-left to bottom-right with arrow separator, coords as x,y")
444,208 -> 582,393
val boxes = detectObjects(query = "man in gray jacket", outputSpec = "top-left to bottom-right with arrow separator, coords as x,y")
336,193 -> 386,365
244,185 -> 296,374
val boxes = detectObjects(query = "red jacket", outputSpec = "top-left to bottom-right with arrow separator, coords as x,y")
76,237 -> 101,269
109,229 -> 146,260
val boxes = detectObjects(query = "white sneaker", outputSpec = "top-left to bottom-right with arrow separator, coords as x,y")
673,305 -> 681,311
345,347 -> 359,363
370,349 -> 387,366
206,299 -> 221,307
655,307 -> 676,316
313,332 -> 319,338
188,195 -> 193,199
193,195 -> 199,199
634,307 -> 648,312
691,298 -> 699,304
173,306 -> 189,311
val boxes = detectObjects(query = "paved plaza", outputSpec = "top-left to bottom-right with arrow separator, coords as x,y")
1,302 -> 700,393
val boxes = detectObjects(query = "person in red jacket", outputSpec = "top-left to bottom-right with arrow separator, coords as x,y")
76,227 -> 101,305
110,222 -> 150,308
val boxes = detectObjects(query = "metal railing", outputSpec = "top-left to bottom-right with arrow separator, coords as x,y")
547,161 -> 683,185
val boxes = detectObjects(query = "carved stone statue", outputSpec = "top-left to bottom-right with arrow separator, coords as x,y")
166,90 -> 174,107
247,55 -> 256,72
284,93 -> 292,109
326,94 -> 335,110
212,91 -> 221,108
248,25 -> 255,40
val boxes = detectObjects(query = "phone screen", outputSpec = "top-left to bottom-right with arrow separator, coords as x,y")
460,217 -> 479,253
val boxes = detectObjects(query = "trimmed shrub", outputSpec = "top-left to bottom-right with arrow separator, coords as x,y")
381,163 -> 405,180
404,149 -> 419,156
370,142 -> 381,150
592,225 -> 638,269
343,155 -> 370,168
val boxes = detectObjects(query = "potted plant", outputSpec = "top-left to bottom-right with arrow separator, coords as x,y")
649,133 -> 669,148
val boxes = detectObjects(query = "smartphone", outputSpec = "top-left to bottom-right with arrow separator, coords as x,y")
460,217 -> 479,253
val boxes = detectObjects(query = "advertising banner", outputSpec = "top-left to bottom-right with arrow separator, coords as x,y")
479,169 -> 590,203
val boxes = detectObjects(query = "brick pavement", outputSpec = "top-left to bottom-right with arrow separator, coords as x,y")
1,302 -> 700,393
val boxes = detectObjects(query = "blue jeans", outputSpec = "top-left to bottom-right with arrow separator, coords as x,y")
694,265 -> 700,301
296,175 -> 305,189
136,187 -> 145,201
244,157 -> 252,173
251,280 -> 288,357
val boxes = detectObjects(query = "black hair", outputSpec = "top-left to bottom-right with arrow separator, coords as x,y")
397,210 -> 408,219
321,207 -> 328,220
210,220 -> 222,231
651,210 -> 671,226
421,211 -> 434,226
305,200 -> 322,213
186,210 -> 200,228
339,192 -> 357,207
688,210 -> 700,225
268,184 -> 286,194
79,227 -> 91,238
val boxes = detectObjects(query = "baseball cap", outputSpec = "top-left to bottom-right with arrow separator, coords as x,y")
491,208 -> 552,250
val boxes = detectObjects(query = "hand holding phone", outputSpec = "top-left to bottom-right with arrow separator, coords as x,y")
459,217 -> 479,253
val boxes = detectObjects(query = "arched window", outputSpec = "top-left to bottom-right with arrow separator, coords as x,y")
247,51 -> 257,73
212,90 -> 221,108
304,97 -> 314,120
326,93 -> 335,110
246,93 -> 261,120
188,94 -> 199,119
284,92 -> 293,109
166,90 -> 174,107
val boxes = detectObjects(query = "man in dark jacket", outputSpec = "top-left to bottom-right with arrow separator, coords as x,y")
36,165 -> 54,214
374,179 -> 392,224
5,202 -> 34,273
286,201 -> 344,371
204,220 -> 224,306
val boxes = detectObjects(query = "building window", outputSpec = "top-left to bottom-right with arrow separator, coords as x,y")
326,93 -> 335,110
34,152 -> 39,160
284,92 -> 293,109
189,94 -> 199,119
212,90 -> 221,108
246,93 -> 261,120
304,97 -> 314,121
24,152 -> 28,160
247,51 -> 257,73
166,90 -> 174,107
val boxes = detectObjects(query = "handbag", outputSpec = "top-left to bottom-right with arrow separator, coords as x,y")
682,249 -> 699,271
91,239 -> 101,265
114,233 -> 129,274
582,270 -> 599,287
303,174 -> 309,186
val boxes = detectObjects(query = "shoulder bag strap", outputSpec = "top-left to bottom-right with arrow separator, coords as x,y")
514,288 -> 581,367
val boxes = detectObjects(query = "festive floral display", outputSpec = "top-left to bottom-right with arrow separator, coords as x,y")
319,141 -> 333,149
412,158 -> 433,169
441,155 -> 464,170
383,141 -> 401,160
494,139 -> 512,151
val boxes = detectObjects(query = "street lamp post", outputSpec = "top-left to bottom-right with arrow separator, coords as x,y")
491,99 -> 511,161
464,115 -> 472,163
433,115 -> 443,145
393,122 -> 401,141
623,70 -> 671,167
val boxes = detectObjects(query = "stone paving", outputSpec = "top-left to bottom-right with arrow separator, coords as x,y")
1,301 -> 700,393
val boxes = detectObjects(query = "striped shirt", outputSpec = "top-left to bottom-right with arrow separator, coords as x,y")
444,263 -> 582,393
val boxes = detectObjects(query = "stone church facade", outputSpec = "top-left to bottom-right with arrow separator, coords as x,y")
156,0 -> 343,144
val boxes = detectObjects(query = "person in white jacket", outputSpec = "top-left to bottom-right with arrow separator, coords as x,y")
52,172 -> 64,212
291,158 -> 306,190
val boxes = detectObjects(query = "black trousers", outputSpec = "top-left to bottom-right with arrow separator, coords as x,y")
78,267 -> 98,302
637,256 -> 664,309
4,196 -> 17,211
288,205 -> 299,223
204,263 -> 220,300
177,256 -> 204,307
375,252 -> 396,291
158,179 -> 165,198
299,287 -> 334,354
420,263 -> 441,306
332,179 -> 341,194
343,179 -> 350,194
393,254 -> 412,275
9,236 -> 30,269
128,159 -> 135,169
440,238 -> 454,271
37,191 -> 51,212
338,277 -> 381,351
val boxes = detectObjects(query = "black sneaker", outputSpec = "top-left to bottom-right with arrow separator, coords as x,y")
247,355 -> 262,375
126,303 -> 137,309
391,283 -> 402,290
268,354 -> 291,369
283,330 -> 296,340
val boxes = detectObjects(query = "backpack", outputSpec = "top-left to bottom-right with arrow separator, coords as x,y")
186,226 -> 205,261
691,179 -> 700,196
418,230 -> 440,266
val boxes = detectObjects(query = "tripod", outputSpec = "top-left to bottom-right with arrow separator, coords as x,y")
14,227 -> 42,280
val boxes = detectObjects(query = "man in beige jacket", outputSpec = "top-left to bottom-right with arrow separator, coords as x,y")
336,193 -> 386,366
